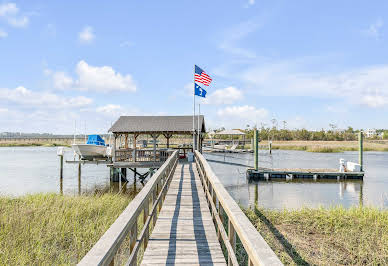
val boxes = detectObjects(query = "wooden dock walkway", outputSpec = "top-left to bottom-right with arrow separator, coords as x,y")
78,150 -> 282,266
141,162 -> 226,265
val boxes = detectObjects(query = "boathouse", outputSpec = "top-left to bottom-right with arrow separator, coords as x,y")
108,115 -> 205,168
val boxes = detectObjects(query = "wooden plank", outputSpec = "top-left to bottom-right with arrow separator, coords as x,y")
78,151 -> 179,266
141,162 -> 226,265
195,151 -> 283,266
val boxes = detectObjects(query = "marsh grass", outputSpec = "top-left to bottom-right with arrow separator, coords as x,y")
243,206 -> 388,265
0,193 -> 132,265
271,141 -> 388,153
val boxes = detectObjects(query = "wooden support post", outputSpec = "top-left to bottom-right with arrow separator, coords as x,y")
228,220 -> 236,266
125,133 -> 128,149
112,134 -> 116,162
269,141 -> 272,154
162,133 -> 172,149
359,131 -> 363,171
151,134 -> 159,162
133,134 -> 139,162
254,129 -> 259,171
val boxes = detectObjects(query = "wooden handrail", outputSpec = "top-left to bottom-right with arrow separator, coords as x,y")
78,151 -> 179,266
194,151 -> 283,266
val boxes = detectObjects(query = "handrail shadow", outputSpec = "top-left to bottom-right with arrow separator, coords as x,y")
253,207 -> 310,265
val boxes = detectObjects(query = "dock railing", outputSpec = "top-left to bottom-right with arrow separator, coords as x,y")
115,148 -> 172,162
194,151 -> 283,266
78,150 -> 179,266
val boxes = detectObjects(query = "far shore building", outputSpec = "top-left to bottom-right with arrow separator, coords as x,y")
365,128 -> 377,138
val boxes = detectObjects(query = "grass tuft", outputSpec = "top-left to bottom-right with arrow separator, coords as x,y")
0,193 -> 131,265
243,206 -> 388,265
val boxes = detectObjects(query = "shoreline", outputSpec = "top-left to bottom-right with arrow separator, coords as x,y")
2,140 -> 388,152
0,142 -> 71,147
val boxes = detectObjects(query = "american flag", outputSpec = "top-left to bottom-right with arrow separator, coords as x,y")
194,65 -> 212,86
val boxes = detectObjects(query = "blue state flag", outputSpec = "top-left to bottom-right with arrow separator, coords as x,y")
194,83 -> 207,98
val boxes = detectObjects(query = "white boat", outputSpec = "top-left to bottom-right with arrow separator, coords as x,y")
72,134 -> 108,160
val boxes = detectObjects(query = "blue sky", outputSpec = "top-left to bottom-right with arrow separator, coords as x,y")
1,0 -> 388,133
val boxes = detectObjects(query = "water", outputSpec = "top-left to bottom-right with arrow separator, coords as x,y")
0,147 -> 387,209
0,147 -> 144,196
204,150 -> 388,209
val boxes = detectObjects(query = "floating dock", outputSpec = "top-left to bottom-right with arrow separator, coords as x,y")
247,168 -> 364,180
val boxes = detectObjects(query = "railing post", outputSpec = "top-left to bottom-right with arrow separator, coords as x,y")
218,204 -> 224,241
143,200 -> 149,249
228,220 -> 236,266
130,220 -> 137,262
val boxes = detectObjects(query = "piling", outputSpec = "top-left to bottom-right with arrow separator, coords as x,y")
269,141 -> 272,155
254,129 -> 259,170
254,184 -> 258,208
359,131 -> 363,171
78,161 -> 81,194
59,155 -> 63,179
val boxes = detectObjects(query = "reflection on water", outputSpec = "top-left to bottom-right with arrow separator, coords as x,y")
0,146 -> 148,197
1,147 -> 387,209
205,150 -> 388,209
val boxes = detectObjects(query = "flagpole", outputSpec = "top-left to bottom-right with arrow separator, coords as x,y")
193,65 -> 196,152
198,103 -> 200,152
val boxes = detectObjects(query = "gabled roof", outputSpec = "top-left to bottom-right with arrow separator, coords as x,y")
214,129 -> 246,135
108,115 -> 205,134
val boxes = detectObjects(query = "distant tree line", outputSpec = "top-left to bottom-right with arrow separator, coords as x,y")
247,127 -> 358,141
208,127 -> 388,141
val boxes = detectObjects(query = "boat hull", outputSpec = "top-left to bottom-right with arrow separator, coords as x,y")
72,144 -> 107,159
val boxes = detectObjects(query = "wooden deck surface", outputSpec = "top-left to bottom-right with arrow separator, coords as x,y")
141,162 -> 226,265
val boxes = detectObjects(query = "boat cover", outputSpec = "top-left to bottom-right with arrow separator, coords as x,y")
87,135 -> 105,146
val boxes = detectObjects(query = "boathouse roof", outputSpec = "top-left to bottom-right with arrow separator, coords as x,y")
214,129 -> 246,135
108,115 -> 205,134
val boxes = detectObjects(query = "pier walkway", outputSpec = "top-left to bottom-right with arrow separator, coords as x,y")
78,150 -> 282,266
141,162 -> 225,265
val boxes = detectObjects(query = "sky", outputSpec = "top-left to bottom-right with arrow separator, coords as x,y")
1,0 -> 388,134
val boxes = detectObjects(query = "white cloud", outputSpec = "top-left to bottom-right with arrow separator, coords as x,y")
0,3 -> 29,28
240,61 -> 388,108
204,86 -> 243,105
79,26 -> 95,43
363,19 -> 383,39
53,71 -> 74,90
75,60 -> 136,92
0,29 -> 7,38
248,0 -> 255,5
217,105 -> 269,125
7,15 -> 28,27
49,60 -> 137,93
360,89 -> 388,108
0,86 -> 92,108
0,3 -> 18,17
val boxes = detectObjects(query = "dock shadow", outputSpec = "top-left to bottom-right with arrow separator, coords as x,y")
253,207 -> 310,266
